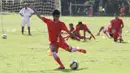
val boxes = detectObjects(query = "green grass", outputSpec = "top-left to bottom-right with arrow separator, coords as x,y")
0,14 -> 130,73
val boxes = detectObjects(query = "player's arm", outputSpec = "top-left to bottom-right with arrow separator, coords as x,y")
83,30 -> 86,41
32,8 -> 41,19
19,9 -> 23,17
29,8 -> 35,17
87,29 -> 96,40
110,20 -> 116,33
29,12 -> 34,17
68,32 -> 80,41
62,23 -> 80,41
29,5 -> 41,19
121,20 -> 124,29
19,13 -> 23,17
105,32 -> 111,38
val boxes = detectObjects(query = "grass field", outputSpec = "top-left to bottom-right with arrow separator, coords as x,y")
0,14 -> 130,73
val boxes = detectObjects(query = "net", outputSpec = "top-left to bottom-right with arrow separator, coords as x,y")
0,0 -> 61,33
0,0 -> 61,15
69,3 -> 93,16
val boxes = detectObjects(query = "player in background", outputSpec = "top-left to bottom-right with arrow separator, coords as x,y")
110,14 -> 124,42
120,4 -> 126,17
30,6 -> 86,69
19,3 -> 34,35
96,24 -> 113,38
75,21 -> 96,41
64,23 -> 76,40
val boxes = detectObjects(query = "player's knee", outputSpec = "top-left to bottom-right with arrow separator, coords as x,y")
66,46 -> 72,52
101,26 -> 105,29
52,52 -> 58,58
114,38 -> 118,42
50,44 -> 57,52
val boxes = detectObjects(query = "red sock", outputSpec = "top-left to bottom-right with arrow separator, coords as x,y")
55,57 -> 64,68
76,48 -> 86,54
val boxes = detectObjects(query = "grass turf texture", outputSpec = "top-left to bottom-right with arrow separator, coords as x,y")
0,14 -> 130,73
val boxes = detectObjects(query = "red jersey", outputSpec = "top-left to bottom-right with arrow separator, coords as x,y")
110,18 -> 123,31
103,24 -> 112,33
70,27 -> 75,32
41,17 -> 69,42
120,7 -> 125,13
75,24 -> 89,32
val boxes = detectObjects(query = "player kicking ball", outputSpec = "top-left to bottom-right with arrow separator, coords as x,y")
30,6 -> 86,69
19,3 -> 34,35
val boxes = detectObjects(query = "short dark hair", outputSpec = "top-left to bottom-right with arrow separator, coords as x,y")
69,23 -> 73,25
78,21 -> 82,24
52,9 -> 60,16
114,13 -> 119,16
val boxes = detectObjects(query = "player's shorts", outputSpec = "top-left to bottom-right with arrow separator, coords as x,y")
113,31 -> 119,40
74,31 -> 84,39
50,37 -> 71,53
113,29 -> 122,40
22,19 -> 30,26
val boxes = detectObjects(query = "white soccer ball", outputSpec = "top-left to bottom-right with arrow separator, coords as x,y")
70,60 -> 79,70
2,34 -> 7,39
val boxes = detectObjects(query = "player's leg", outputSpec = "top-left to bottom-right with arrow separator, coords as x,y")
50,42 -> 65,69
59,37 -> 86,54
118,29 -> 123,43
28,26 -> 31,35
21,20 -> 25,35
97,26 -> 105,36
21,26 -> 24,35
27,21 -> 31,35
75,31 -> 84,39
113,31 -> 119,42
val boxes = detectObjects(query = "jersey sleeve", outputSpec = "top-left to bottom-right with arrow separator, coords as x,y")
19,9 -> 23,14
75,25 -> 79,31
84,24 -> 89,31
29,8 -> 34,14
110,20 -> 114,27
62,22 -> 69,33
41,17 -> 50,24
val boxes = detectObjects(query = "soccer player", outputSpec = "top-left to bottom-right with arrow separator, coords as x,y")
64,23 -> 76,40
75,21 -> 95,41
96,24 -> 113,38
19,3 -> 34,35
30,6 -> 86,69
120,5 -> 126,17
110,14 -> 124,42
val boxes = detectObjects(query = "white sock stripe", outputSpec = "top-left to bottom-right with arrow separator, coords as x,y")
71,47 -> 76,52
52,52 -> 57,58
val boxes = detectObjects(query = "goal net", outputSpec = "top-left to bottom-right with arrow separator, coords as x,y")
0,0 -> 61,15
69,3 -> 93,16
0,0 -> 61,33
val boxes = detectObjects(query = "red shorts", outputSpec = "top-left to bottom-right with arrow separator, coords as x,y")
103,28 -> 113,37
50,37 -> 71,53
74,31 -> 84,39
113,29 -> 122,39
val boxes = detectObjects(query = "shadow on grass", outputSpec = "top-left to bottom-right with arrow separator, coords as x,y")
54,67 -> 88,72
117,41 -> 129,44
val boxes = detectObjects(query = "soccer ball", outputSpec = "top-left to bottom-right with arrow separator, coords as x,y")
70,60 -> 79,70
2,34 -> 7,39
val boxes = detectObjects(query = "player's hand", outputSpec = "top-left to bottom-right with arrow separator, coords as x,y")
29,4 -> 34,9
